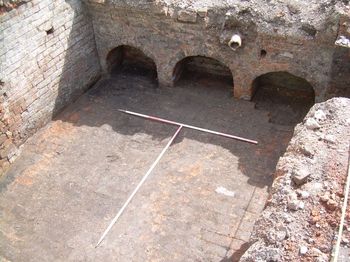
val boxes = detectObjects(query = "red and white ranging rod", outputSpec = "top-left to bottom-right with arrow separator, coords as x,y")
96,125 -> 183,247
118,109 -> 258,145
96,109 -> 257,247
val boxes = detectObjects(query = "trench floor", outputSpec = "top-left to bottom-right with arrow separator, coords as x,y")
0,74 -> 297,261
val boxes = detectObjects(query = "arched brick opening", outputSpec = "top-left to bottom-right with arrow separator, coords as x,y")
106,45 -> 157,80
172,56 -> 234,88
252,71 -> 315,125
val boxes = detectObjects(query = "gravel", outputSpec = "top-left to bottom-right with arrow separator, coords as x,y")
240,98 -> 350,261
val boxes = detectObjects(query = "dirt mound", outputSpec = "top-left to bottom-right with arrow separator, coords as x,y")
240,97 -> 350,261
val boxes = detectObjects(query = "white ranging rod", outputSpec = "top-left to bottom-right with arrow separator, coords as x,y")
96,125 -> 183,247
332,147 -> 350,262
96,109 -> 258,247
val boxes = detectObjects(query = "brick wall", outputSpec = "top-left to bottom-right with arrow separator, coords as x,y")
0,0 -> 349,175
0,0 -> 101,174
85,1 -> 349,102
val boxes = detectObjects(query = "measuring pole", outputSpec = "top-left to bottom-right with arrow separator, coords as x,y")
332,147 -> 350,261
96,125 -> 183,247
97,109 -> 258,246
118,109 -> 258,145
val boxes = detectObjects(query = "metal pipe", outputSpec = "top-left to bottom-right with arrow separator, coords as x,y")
118,109 -> 258,145
96,125 -> 183,247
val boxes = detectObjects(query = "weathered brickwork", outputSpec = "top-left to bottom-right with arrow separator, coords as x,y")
0,0 -> 101,174
0,0 -> 349,175
0,0 -> 29,14
85,1 -> 349,102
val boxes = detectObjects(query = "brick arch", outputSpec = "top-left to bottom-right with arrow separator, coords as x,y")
171,54 -> 234,86
105,45 -> 158,79
106,41 -> 159,65
251,71 -> 315,102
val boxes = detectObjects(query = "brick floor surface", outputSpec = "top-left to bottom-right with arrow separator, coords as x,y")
0,73 -> 296,261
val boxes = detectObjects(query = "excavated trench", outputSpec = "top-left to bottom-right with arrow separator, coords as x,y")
2,0 -> 350,260
0,46 -> 317,261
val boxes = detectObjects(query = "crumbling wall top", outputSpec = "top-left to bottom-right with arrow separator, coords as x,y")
84,0 -> 350,40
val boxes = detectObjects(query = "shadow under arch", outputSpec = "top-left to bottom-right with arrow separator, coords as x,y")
172,56 -> 234,93
252,71 -> 315,125
106,45 -> 158,81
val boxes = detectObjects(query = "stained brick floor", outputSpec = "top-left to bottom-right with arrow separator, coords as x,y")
0,74 -> 295,261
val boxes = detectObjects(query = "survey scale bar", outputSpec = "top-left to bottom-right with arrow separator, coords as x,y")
96,125 -> 183,247
96,109 -> 258,247
118,109 -> 258,145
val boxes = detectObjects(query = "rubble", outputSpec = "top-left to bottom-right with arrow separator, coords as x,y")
299,245 -> 308,255
314,110 -> 327,122
335,35 -> 350,48
240,240 -> 281,262
322,134 -> 336,144
297,190 -> 310,199
291,167 -> 310,186
287,191 -> 304,211
240,98 -> 350,261
305,118 -> 321,130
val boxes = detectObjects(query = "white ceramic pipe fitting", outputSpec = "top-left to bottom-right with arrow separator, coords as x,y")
228,34 -> 242,51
